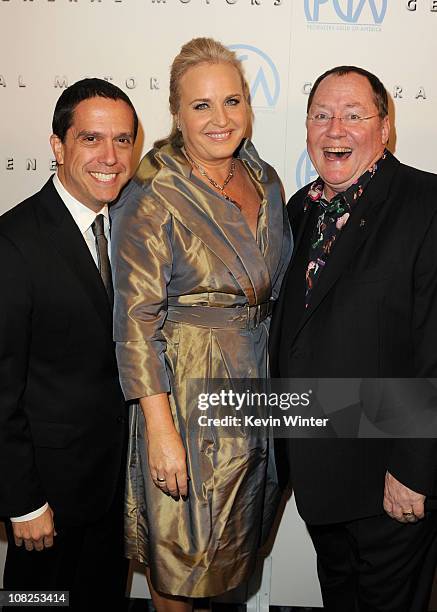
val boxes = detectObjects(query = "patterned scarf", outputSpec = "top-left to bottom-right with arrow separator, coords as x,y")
304,150 -> 387,307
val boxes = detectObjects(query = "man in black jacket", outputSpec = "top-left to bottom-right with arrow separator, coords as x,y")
0,78 -> 138,609
270,66 -> 437,611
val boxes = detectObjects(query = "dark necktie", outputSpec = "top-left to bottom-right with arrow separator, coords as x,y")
91,214 -> 114,307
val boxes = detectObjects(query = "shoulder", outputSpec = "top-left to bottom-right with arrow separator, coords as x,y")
111,145 -> 186,218
393,161 -> 437,223
287,184 -> 311,207
0,194 -> 42,272
286,184 -> 310,222
110,176 -> 172,240
0,191 -> 41,242
397,161 -> 437,191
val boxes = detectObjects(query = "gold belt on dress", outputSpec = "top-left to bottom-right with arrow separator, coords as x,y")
166,302 -> 273,330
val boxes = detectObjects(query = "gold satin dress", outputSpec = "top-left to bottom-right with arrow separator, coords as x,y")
111,140 -> 293,597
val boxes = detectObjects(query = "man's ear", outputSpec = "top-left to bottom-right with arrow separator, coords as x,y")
50,134 -> 64,165
381,115 -> 390,146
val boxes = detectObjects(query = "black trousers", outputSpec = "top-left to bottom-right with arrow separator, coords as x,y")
308,512 -> 437,612
3,492 -> 128,611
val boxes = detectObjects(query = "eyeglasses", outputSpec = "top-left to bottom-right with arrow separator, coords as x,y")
307,113 -> 379,127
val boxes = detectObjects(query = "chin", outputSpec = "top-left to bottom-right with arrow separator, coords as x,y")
91,192 -> 116,205
204,135 -> 242,153
323,172 -> 352,187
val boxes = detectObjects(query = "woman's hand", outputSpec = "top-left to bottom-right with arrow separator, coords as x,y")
140,393 -> 189,499
147,428 -> 188,498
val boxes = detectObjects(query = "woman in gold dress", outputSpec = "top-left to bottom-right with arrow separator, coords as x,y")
111,38 -> 292,612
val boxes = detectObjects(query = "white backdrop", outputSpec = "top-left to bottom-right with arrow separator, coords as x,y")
1,0 -> 437,606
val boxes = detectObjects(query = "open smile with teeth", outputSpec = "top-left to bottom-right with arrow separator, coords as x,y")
205,131 -> 232,141
323,147 -> 352,161
90,172 -> 117,182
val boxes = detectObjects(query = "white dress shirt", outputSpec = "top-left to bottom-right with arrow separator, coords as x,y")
53,174 -> 111,263
11,174 -> 110,523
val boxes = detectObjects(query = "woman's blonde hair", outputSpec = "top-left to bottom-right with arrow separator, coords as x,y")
155,37 -> 253,148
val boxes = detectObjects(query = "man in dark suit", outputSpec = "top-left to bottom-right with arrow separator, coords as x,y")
0,78 -> 138,609
270,66 -> 437,611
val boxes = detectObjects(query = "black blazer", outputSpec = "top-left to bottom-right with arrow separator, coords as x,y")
270,152 -> 437,525
0,178 -> 126,526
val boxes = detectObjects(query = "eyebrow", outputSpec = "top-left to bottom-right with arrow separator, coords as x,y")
76,130 -> 101,138
76,130 -> 133,139
189,93 -> 242,105
312,101 -> 367,109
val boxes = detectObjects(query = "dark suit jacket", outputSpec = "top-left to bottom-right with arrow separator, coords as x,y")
0,178 -> 126,526
270,152 -> 437,525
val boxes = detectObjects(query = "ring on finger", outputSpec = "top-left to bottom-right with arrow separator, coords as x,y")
402,511 -> 417,523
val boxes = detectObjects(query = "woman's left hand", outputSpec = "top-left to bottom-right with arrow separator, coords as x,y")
140,393 -> 189,499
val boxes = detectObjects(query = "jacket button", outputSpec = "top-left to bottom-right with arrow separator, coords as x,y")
117,416 -> 125,424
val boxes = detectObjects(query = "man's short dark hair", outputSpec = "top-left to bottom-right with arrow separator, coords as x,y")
52,78 -> 139,142
307,66 -> 388,118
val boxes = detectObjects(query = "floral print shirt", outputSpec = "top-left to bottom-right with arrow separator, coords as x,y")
304,150 -> 387,307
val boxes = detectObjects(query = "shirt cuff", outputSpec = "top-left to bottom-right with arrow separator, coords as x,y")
10,502 -> 49,522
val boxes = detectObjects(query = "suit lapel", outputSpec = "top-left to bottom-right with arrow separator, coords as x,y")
269,198 -> 311,372
289,202 -> 312,267
36,178 -> 112,330
291,153 -> 401,344
272,194 -> 312,324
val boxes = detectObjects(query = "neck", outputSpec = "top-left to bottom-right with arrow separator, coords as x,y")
323,187 -> 338,202
183,147 -> 240,208
184,148 -> 234,184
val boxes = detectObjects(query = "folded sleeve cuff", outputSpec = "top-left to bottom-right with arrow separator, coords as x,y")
116,340 -> 170,401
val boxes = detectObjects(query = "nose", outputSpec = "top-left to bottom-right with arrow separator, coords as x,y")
326,116 -> 347,138
211,104 -> 229,128
99,139 -> 118,166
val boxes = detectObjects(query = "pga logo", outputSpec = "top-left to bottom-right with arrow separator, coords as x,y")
304,0 -> 388,24
295,150 -> 317,190
228,44 -> 280,109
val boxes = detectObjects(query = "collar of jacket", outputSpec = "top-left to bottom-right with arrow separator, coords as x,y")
133,138 -> 269,188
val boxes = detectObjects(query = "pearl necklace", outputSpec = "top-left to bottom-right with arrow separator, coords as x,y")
183,148 -> 241,209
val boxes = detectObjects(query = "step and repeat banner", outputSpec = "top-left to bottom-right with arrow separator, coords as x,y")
1,0 -> 436,607
1,1 -> 436,212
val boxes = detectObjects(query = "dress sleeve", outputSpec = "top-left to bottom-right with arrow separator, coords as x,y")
111,182 -> 173,401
